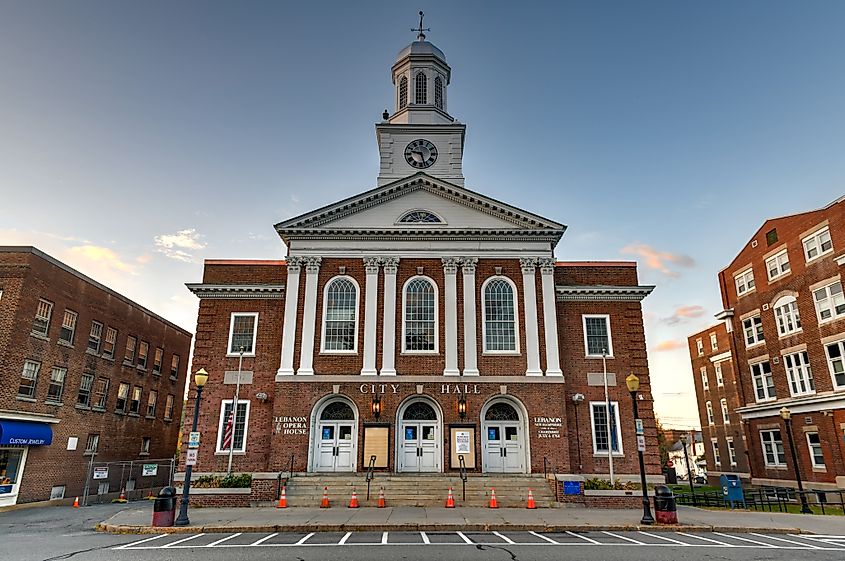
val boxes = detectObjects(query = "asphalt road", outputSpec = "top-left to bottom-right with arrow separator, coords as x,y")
2,504 -> 845,561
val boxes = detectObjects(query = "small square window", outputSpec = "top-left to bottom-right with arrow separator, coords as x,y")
766,228 -> 778,246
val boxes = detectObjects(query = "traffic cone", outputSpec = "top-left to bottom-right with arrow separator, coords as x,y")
277,486 -> 287,509
526,488 -> 536,509
377,487 -> 385,508
488,488 -> 499,509
118,488 -> 127,501
445,486 -> 455,508
72,496 -> 79,508
348,487 -> 360,508
320,486 -> 330,508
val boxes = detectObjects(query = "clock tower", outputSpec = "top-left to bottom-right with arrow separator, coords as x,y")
376,14 -> 466,186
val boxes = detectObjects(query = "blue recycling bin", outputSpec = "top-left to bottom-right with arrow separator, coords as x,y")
720,474 -> 745,508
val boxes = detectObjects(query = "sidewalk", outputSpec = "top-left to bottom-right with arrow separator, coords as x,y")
96,504 -> 845,535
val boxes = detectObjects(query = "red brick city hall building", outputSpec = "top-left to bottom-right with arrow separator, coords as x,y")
179,32 -> 660,501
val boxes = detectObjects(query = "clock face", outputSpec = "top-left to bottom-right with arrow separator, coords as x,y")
404,139 -> 438,169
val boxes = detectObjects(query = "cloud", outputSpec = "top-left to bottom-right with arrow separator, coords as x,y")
67,245 -> 136,273
652,339 -> 686,352
620,243 -> 695,277
663,305 -> 706,325
154,229 -> 206,262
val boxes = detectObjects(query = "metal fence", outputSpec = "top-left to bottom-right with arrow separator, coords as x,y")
82,458 -> 175,506
675,486 -> 845,515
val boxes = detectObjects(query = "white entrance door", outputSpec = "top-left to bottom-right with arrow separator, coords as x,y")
314,401 -> 357,472
482,402 -> 525,473
398,401 -> 441,472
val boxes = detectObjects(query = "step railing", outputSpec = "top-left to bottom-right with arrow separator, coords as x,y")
458,454 -> 468,501
365,455 -> 377,500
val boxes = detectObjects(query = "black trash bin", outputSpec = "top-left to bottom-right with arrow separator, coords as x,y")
653,485 -> 678,524
152,487 -> 177,527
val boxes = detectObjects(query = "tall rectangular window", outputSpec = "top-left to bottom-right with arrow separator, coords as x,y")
803,226 -> 833,262
824,339 -> 845,389
59,310 -> 78,344
813,281 -> 845,323
742,315 -> 764,347
18,360 -> 40,398
85,434 -> 100,454
700,366 -> 709,390
146,390 -> 157,417
152,348 -> 163,375
715,363 -> 724,387
129,386 -> 142,414
137,341 -> 149,368
751,360 -> 776,401
806,432 -> 825,468
164,394 -> 175,420
228,313 -> 258,355
141,437 -> 151,454
46,366 -> 67,403
711,438 -> 721,466
696,338 -> 704,356
761,430 -> 786,467
216,400 -> 250,453
706,401 -> 714,425
590,402 -> 622,454
720,398 -> 730,424
124,336 -> 137,363
32,299 -> 53,336
77,373 -> 94,407
734,268 -> 755,296
170,355 -> 180,379
784,351 -> 815,396
116,382 -> 130,413
774,297 -> 802,336
94,378 -> 110,409
103,327 -> 117,359
727,437 -> 737,467
583,315 -> 612,357
710,332 -> 718,351
765,249 -> 791,280
88,321 -> 103,353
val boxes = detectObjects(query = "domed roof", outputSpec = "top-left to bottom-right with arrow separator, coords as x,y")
396,39 -> 447,63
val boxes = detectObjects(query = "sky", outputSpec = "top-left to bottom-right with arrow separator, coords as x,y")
1,1 -> 844,429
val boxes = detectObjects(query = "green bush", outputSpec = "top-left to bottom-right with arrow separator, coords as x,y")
584,477 -> 641,491
192,473 -> 252,489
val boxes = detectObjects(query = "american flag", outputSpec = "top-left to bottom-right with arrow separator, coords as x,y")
221,409 -> 235,450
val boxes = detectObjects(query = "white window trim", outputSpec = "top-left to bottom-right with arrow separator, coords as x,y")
710,333 -> 718,351
803,226 -> 833,263
750,358 -> 776,402
706,401 -> 714,425
481,275 -> 521,355
765,249 -> 791,281
805,432 -> 825,468
715,363 -> 724,387
588,401 -> 624,456
742,315 -> 765,348
711,438 -> 721,466
696,338 -> 704,356
401,275 -> 440,355
319,275 -> 360,354
720,398 -> 730,424
734,268 -> 756,297
773,295 -> 802,337
215,399 -> 251,454
582,314 -> 613,358
824,337 -> 845,390
726,437 -> 737,467
814,280 -> 845,325
227,312 -> 258,357
784,350 -> 815,397
760,429 -> 786,467
700,366 -> 709,391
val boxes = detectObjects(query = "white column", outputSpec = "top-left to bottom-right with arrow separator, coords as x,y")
276,257 -> 303,379
296,256 -> 321,375
520,258 -> 543,376
361,257 -> 380,376
380,257 -> 399,376
539,258 -> 562,376
461,258 -> 479,376
442,257 -> 460,376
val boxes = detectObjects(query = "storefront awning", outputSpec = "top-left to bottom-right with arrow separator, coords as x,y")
0,420 -> 53,446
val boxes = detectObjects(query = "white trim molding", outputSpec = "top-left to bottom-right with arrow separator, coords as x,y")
461,258 -> 479,376
186,283 -> 284,299
539,258 -> 562,376
736,392 -> 845,420
296,257 -> 322,375
442,257 -> 460,376
556,285 -> 655,301
380,257 -> 399,375
277,257 -> 303,378
319,275 -> 360,354
361,258 -> 380,375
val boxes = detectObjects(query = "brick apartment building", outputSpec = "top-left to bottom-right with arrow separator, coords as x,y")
688,196 -> 845,490
0,247 -> 192,506
178,31 -> 662,497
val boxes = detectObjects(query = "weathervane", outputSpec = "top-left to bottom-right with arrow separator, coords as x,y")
412,10 -> 430,41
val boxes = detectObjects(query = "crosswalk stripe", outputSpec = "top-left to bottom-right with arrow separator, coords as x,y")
114,534 -> 166,549
676,532 -> 733,546
492,531 -> 515,544
750,533 -> 822,549
713,532 -> 776,547
249,533 -> 278,546
602,531 -> 645,545
566,531 -> 601,544
456,531 -> 473,544
206,533 -> 241,547
793,534 -> 845,547
638,531 -> 688,545
381,531 -> 389,544
420,532 -> 430,545
338,532 -> 352,545
296,532 -> 315,545
162,534 -> 205,548
529,531 -> 559,544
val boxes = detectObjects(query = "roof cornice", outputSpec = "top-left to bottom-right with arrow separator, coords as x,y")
185,283 -> 285,299
555,285 -> 655,302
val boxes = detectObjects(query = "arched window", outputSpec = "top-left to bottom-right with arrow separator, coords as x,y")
434,76 -> 443,109
403,276 -> 437,352
773,295 -> 801,336
398,209 -> 442,224
483,277 -> 518,352
399,76 -> 408,110
402,401 -> 437,420
415,72 -> 427,104
485,402 -> 520,421
322,277 -> 358,352
320,401 -> 355,421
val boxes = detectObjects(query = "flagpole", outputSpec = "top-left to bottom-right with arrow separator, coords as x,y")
227,347 -> 244,475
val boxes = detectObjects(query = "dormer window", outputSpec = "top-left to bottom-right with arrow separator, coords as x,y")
434,76 -> 443,109
415,72 -> 427,104
399,76 -> 408,110
398,210 -> 442,224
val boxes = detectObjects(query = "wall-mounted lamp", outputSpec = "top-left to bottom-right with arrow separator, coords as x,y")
458,396 -> 467,420
371,394 -> 381,420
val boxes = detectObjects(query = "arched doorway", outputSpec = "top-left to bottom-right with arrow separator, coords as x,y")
482,400 -> 527,473
396,399 -> 442,472
312,398 -> 358,472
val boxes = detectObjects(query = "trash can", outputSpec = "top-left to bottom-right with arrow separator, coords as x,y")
653,485 -> 678,524
152,487 -> 177,527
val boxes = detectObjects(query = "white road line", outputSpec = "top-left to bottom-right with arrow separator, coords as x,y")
492,532 -> 515,544
206,533 -> 242,547
800,535 -> 845,539
420,532 -> 430,544
381,532 -> 389,544
713,532 -> 776,547
113,534 -> 166,550
456,531 -> 473,544
676,532 -> 734,546
792,534 -> 845,547
566,531 -> 601,544
249,533 -> 278,546
296,532 -> 315,545
338,532 -> 352,545
750,533 -> 822,549
529,531 -> 559,544
638,531 -> 688,545
162,534 -> 205,548
602,531 -> 645,545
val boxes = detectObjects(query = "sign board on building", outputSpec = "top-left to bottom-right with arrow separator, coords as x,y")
93,467 -> 109,480
635,419 -> 644,435
142,464 -> 158,477
637,435 -> 646,452
188,432 -> 201,449
455,430 -> 471,454
185,449 -> 198,466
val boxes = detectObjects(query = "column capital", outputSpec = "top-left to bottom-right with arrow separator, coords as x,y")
304,256 -> 322,274
538,257 -> 556,275
363,257 -> 381,274
442,257 -> 460,274
519,257 -> 537,275
381,256 -> 400,274
285,256 -> 305,273
461,257 -> 479,274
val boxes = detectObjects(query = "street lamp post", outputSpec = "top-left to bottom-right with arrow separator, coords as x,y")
625,373 -> 654,525
174,368 -> 209,527
780,407 -> 812,514
680,433 -> 696,506
571,393 -> 585,473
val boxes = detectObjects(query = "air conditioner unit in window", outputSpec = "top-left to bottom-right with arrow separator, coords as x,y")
772,356 -> 779,364
762,304 -> 769,311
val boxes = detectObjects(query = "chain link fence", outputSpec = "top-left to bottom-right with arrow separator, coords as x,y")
82,458 -> 175,506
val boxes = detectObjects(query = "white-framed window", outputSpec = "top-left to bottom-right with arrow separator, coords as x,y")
483,277 -> 520,353
125,335 -> 137,363
710,332 -> 718,351
152,348 -> 163,375
589,401 -> 622,455
59,310 -> 77,344
711,438 -> 721,466
170,354 -> 180,379
85,434 -> 99,454
824,339 -> 845,389
321,276 -> 359,353
137,341 -> 149,368
720,398 -> 730,424
17,360 -> 40,398
715,363 -> 724,387
742,314 -> 765,347
88,321 -> 103,353
706,401 -> 714,425
115,382 -> 130,413
700,366 -> 709,390
227,312 -> 258,356
726,437 -> 737,467
403,276 -> 438,353
398,75 -> 408,109
813,281 -> 845,323
216,400 -> 250,453
784,350 -> 815,396
761,429 -> 786,467
774,295 -> 801,336
32,298 -> 53,336
147,390 -> 157,417
103,327 -> 117,359
735,268 -> 755,296
77,373 -> 94,407
765,249 -> 791,281
46,366 -> 66,403
696,338 -> 704,356
141,437 -> 151,455
806,432 -> 825,468
129,386 -> 142,414
583,314 -> 612,357
414,71 -> 427,104
803,226 -> 833,262
751,360 -> 776,401
94,378 -> 109,409
164,394 -> 175,421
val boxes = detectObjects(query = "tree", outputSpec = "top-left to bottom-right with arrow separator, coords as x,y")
655,416 -> 671,466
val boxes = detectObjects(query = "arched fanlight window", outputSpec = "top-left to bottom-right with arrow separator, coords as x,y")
485,402 -> 520,421
773,295 -> 801,336
398,210 -> 442,224
415,72 -> 427,104
320,401 -> 355,421
399,76 -> 408,110
483,277 -> 518,352
434,76 -> 443,109
403,277 -> 437,352
322,277 -> 358,352
402,401 -> 437,420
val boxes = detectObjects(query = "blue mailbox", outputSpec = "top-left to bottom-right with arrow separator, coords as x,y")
720,474 -> 745,508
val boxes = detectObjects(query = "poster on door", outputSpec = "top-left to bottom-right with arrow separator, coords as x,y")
455,431 -> 471,454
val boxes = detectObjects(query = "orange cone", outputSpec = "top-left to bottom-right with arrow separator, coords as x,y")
348,487 -> 360,508
118,488 -> 127,501
277,486 -> 287,508
72,496 -> 79,508
377,487 -> 385,508
488,488 -> 499,509
526,488 -> 536,509
320,486 -> 330,508
445,486 -> 455,508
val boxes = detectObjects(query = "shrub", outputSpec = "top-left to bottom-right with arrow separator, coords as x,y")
192,473 -> 252,488
584,478 -> 641,491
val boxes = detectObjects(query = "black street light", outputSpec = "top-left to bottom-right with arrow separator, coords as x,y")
780,407 -> 813,514
680,433 -> 696,506
625,373 -> 654,525
175,368 -> 209,527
